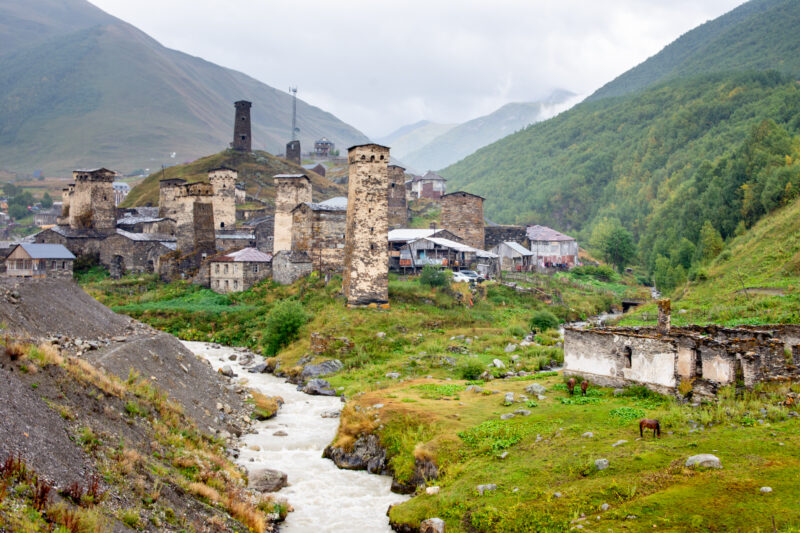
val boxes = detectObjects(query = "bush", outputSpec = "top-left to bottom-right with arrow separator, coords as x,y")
571,264 -> 617,282
459,360 -> 485,380
262,300 -> 309,356
419,265 -> 449,288
529,310 -> 560,333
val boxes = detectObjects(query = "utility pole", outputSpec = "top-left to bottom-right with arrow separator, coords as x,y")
289,86 -> 299,141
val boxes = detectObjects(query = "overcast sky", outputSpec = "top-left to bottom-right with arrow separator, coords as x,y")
89,0 -> 745,138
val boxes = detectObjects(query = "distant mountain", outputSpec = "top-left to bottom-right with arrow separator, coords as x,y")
0,0 -> 369,176
375,121 -> 457,163
401,90 -> 577,172
589,0 -> 799,100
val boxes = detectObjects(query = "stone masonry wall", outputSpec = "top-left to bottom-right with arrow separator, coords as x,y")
174,183 -> 216,253
485,225 -> 528,250
209,169 -> 237,229
272,251 -> 312,285
69,170 -> 116,233
440,192 -> 485,250
342,144 -> 390,306
387,165 -> 408,229
273,175 -> 312,253
292,204 -> 346,274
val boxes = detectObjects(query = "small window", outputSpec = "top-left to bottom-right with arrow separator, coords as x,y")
695,350 -> 703,378
215,264 -> 219,273
253,265 -> 259,273
220,222 -> 225,228
62,261 -> 66,269
233,280 -> 238,289
370,244 -> 375,250
623,346 -> 632,368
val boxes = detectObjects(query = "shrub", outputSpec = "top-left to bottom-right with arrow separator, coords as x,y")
571,264 -> 617,281
529,310 -> 560,333
262,300 -> 309,356
459,360 -> 485,380
419,265 -> 449,288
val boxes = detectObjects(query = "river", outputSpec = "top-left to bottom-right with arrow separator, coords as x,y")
182,341 -> 408,533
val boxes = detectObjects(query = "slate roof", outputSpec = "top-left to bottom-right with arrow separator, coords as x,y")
273,174 -> 309,180
501,241 -> 533,256
526,225 -> 575,242
116,215 -> 167,225
17,243 -> 75,260
115,229 -> 176,243
411,171 -> 446,183
211,247 -> 272,263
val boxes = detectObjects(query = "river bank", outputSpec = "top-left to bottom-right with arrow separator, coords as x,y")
183,341 -> 408,532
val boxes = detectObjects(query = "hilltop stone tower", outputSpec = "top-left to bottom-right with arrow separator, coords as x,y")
387,164 -> 408,229
158,178 -> 187,220
342,143 -> 390,307
440,191 -> 485,250
272,174 -> 312,252
174,182 -> 216,254
286,140 -> 301,165
68,168 -> 116,233
208,167 -> 237,229
233,100 -> 252,152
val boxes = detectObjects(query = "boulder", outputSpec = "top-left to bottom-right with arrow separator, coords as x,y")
595,458 -> 609,471
420,518 -> 445,533
300,379 -> 337,396
219,365 -> 235,378
249,468 -> 288,492
582,432 -> 593,438
504,392 -> 514,405
685,454 -> 722,469
300,359 -> 344,380
476,484 -> 497,495
385,372 -> 401,379
425,486 -> 440,495
504,344 -> 517,353
600,503 -> 609,511
320,409 -> 340,418
248,363 -> 268,374
500,413 -> 515,420
492,359 -> 505,369
466,385 -> 483,393
612,440 -> 627,447
323,434 -> 386,474
760,486 -> 773,494
376,331 -> 386,339
513,409 -> 532,416
525,383 -> 547,395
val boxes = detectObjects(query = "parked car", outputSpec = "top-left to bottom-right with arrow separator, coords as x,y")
451,271 -> 472,283
459,270 -> 485,283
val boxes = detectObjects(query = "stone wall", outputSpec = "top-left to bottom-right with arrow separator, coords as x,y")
291,204 -> 346,274
342,144 -> 390,306
210,260 -> 271,293
387,165 -> 408,229
273,175 -> 312,253
485,225 -> 528,250
68,169 -> 116,233
159,178 -> 186,220
272,251 -> 312,285
209,168 -> 237,229
173,183 -> 216,254
440,192 -> 485,250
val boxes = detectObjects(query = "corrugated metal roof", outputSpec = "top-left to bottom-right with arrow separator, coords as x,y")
303,196 -> 347,212
412,237 -> 498,258
18,243 -> 75,259
526,225 -> 575,242
502,241 -> 533,256
388,228 -> 442,242
215,233 -> 255,239
273,174 -> 309,179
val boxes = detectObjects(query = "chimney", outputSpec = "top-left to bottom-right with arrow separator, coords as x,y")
657,299 -> 671,334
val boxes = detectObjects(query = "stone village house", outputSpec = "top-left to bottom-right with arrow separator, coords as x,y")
209,247 -> 272,293
527,225 -> 578,268
5,243 -> 75,279
491,241 -> 534,271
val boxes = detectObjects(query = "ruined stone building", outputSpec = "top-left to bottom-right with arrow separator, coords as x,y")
564,304 -> 800,397
209,247 -> 272,293
440,191 -> 485,251
242,216 -> 274,253
527,225 -> 578,268
342,144 -> 390,307
387,165 -> 408,229
235,183 -> 247,205
273,174 -> 312,253
286,140 -> 301,165
208,167 -> 237,229
215,230 -> 256,251
291,197 -> 347,274
233,100 -> 252,152
64,168 -> 117,234
34,206 -> 61,227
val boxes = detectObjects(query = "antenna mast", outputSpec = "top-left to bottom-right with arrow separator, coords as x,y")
289,86 -> 298,141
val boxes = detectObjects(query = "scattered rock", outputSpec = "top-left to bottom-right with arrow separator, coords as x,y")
219,365 -> 235,378
466,385 -> 483,393
510,354 -> 521,362
228,354 -> 238,361
537,394 -> 547,401
373,404 -> 384,409
553,492 -> 562,498
504,392 -> 515,405
420,517 -> 445,533
600,503 -> 609,511
425,486 -> 440,495
504,344 -> 517,353
498,452 -> 509,459
376,331 -> 386,339
320,409 -> 340,418
300,359 -> 344,380
492,359 -> 505,369
760,487 -> 773,494
323,434 -> 386,474
513,409 -> 531,416
300,379 -> 337,396
582,432 -> 593,438
476,484 -> 497,495
525,383 -> 547,395
595,458 -> 609,471
249,468 -> 288,492
248,363 -> 268,374
685,454 -> 722,469
385,372 -> 401,379
613,388 -> 625,396
273,430 -> 288,437
500,413 -> 515,420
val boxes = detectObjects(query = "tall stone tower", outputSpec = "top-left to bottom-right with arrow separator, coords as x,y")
58,184 -> 74,225
272,174 -> 312,252
208,167 -> 237,229
286,140 -> 301,165
233,100 -> 252,152
387,164 -> 408,229
158,178 -> 187,220
342,144 -> 390,307
68,168 -> 117,234
440,191 -> 485,250
175,182 -> 216,254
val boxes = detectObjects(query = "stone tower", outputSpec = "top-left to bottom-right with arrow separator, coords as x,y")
233,100 -> 252,152
58,184 -> 75,225
286,140 -> 301,165
208,167 -> 237,229
342,144 -> 390,307
387,164 -> 408,229
440,191 -> 485,250
68,168 -> 116,233
174,182 -> 216,254
273,174 -> 312,252
158,178 -> 187,220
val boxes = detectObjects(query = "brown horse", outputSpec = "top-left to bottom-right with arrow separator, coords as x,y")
566,378 -> 576,395
639,419 -> 661,438
580,380 -> 589,396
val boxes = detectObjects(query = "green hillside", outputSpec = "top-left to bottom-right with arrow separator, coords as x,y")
0,0 -> 369,176
590,0 -> 800,100
122,149 -> 345,208
621,193 -> 800,326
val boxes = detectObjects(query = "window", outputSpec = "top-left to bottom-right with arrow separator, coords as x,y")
215,264 -> 220,273
62,261 -> 66,269
253,265 -> 259,273
233,280 -> 238,289
224,264 -> 228,274
695,350 -> 703,378
623,346 -> 632,368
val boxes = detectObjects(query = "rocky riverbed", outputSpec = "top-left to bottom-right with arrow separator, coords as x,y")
183,341 -> 409,533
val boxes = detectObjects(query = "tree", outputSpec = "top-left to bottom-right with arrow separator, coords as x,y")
262,300 -> 309,356
419,265 -> 450,288
8,204 -> 28,220
2,183 -> 20,197
529,310 -> 560,333
591,219 -> 636,272
697,220 -> 724,262
674,238 -> 695,270
40,192 -> 53,208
